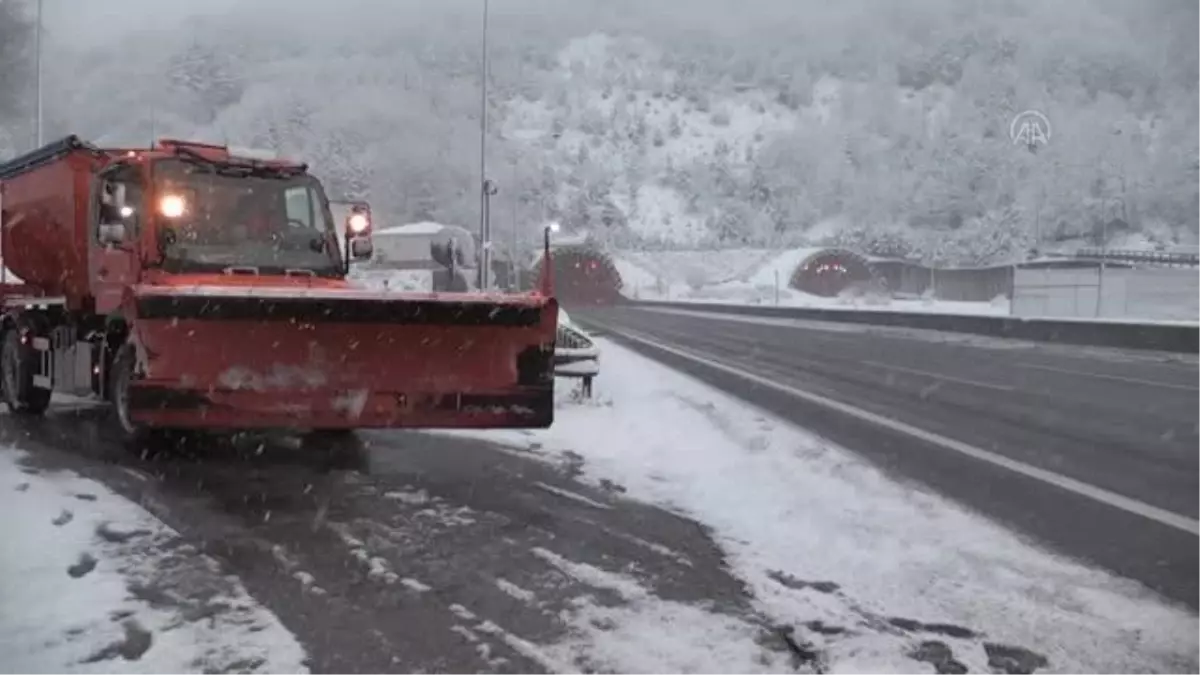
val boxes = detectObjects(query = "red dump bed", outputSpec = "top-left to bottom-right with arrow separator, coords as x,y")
0,136 -> 99,307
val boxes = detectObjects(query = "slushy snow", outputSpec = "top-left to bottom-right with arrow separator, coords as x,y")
438,336 -> 1199,673
0,446 -> 308,674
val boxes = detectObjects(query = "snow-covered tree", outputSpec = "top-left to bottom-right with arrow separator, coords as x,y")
167,40 -> 244,126
24,0 -> 1197,261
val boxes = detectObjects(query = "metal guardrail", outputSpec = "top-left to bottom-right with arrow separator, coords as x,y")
556,324 -> 595,352
1073,248 -> 1200,267
554,321 -> 600,397
624,299 -> 1199,354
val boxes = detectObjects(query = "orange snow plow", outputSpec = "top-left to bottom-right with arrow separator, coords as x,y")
0,135 -> 559,438
122,281 -> 558,430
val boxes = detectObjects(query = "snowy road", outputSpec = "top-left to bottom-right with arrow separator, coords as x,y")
0,324 -> 1196,673
2,408 -> 790,673
571,305 -> 1200,609
0,446 -> 305,673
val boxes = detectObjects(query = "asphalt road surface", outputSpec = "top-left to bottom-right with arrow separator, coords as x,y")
572,304 -> 1200,610
1,406 -> 782,673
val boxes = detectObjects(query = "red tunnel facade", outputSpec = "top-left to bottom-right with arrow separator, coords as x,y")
533,246 -> 624,306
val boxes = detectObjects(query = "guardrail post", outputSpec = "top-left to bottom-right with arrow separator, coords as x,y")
1008,265 -> 1015,316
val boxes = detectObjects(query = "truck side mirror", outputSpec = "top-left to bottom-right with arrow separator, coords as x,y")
349,236 -> 373,259
100,182 -> 127,212
98,202 -> 121,224
431,235 -> 468,269
98,222 -> 127,245
98,180 -> 134,225
430,240 -> 453,268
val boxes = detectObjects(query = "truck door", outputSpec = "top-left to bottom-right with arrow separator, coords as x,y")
88,164 -> 142,314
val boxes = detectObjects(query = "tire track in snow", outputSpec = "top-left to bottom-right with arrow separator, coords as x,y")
3,411 -> 781,672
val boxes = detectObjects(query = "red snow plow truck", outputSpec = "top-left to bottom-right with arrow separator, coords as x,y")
0,136 -> 558,445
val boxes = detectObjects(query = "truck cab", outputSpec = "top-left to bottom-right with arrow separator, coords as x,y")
89,141 -> 372,314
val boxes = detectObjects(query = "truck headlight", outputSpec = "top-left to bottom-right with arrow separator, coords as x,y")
159,194 -> 186,218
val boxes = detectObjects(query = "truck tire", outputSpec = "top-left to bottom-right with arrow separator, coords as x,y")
109,342 -> 146,442
1,323 -> 52,416
301,430 -> 369,472
108,342 -> 202,456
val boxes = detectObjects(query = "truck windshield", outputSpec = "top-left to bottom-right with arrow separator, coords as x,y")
150,158 -> 341,276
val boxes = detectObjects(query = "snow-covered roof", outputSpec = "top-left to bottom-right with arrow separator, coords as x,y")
375,221 -> 453,236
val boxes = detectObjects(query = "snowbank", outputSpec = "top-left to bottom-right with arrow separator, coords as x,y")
617,248 -> 778,289
745,247 -> 828,287
0,446 -> 307,673
655,288 -> 1013,317
437,339 -> 1199,673
610,257 -> 658,294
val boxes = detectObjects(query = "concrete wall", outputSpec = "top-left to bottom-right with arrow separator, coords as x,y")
870,261 -> 1013,302
1013,267 -> 1199,321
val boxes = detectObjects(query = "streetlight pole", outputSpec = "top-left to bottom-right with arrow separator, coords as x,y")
1095,126 -> 1124,318
510,158 -> 519,290
34,0 -> 44,147
477,0 -> 491,290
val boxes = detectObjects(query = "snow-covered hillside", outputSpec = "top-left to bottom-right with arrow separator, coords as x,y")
500,26 -> 1196,263
0,0 -> 1196,265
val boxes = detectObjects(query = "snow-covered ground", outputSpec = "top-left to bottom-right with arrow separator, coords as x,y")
633,278 -> 1012,317
0,447 -> 307,674
613,249 -> 1014,317
435,338 -> 1199,673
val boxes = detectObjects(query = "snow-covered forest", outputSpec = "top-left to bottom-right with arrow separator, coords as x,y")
0,0 -> 1196,265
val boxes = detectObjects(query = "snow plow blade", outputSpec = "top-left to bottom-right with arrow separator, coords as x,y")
122,285 -> 558,431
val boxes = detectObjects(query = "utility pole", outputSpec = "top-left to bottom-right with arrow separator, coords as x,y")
477,0 -> 491,290
34,0 -> 44,147
1096,126 -> 1124,318
510,158 -> 519,290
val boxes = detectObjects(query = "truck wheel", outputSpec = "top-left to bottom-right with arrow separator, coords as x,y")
302,430 -> 369,472
1,324 -> 52,416
109,343 -> 142,439
108,343 -> 199,457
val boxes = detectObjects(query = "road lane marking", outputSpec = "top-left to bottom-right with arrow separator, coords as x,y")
861,360 -> 1016,392
1017,362 -> 1198,392
533,482 -> 612,510
619,313 -> 1019,394
640,323 -> 1016,393
591,321 -> 1200,536
633,306 -> 868,335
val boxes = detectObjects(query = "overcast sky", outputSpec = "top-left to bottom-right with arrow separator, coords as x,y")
43,0 -> 242,45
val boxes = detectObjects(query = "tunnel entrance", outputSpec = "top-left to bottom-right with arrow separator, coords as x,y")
789,248 -> 875,297
532,246 -> 624,306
